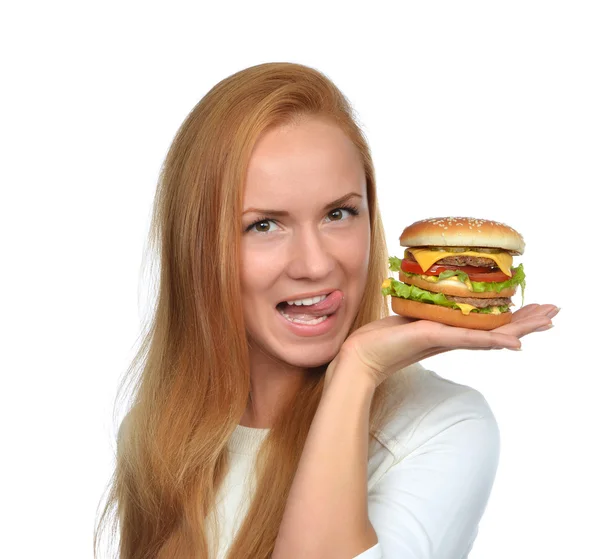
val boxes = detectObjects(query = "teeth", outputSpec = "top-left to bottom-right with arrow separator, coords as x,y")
278,307 -> 329,325
286,294 -> 328,306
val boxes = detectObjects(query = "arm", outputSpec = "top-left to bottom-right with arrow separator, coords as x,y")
270,302 -> 551,558
271,363 -> 500,559
272,360 -> 379,559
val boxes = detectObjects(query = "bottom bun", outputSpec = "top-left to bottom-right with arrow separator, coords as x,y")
391,297 -> 512,330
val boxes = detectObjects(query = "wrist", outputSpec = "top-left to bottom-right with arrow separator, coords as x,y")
324,354 -> 377,398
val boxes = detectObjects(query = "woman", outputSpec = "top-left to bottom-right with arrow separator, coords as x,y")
94,62 -> 558,559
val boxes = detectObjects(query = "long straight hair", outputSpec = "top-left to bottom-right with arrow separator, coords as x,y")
94,61 -> 414,559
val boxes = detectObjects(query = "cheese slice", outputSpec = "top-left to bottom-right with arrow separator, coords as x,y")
454,304 -> 503,315
408,248 -> 513,277
455,303 -> 477,315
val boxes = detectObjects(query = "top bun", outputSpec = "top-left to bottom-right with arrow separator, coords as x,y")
400,216 -> 525,255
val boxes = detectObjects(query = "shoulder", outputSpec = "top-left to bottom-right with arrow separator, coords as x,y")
374,363 -> 500,462
366,365 -> 501,557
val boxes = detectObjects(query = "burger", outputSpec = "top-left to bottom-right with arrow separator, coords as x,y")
381,217 -> 526,330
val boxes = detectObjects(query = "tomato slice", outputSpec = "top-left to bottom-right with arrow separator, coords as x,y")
400,259 -> 511,282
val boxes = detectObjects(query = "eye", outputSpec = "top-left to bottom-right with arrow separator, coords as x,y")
245,218 -> 281,234
326,205 -> 360,222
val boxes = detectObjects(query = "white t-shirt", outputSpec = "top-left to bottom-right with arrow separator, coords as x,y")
207,362 -> 501,558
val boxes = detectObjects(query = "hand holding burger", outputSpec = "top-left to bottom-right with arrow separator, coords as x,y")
332,214 -> 558,390
381,217 -> 527,330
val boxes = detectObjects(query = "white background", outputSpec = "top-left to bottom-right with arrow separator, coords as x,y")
2,1 -> 598,557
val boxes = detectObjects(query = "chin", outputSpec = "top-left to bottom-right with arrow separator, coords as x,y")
277,346 -> 339,370
284,332 -> 353,371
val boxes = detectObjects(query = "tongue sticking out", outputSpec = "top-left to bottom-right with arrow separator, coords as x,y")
280,290 -> 343,317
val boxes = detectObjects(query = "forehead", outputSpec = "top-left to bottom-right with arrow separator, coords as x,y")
243,118 -> 366,208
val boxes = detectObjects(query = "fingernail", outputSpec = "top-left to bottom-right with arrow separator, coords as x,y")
547,307 -> 561,317
509,346 -> 522,351
534,324 -> 554,333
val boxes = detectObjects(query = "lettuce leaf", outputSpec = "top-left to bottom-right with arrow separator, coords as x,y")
388,256 -> 402,272
474,305 -> 511,314
387,257 -> 526,302
381,277 -> 511,314
382,280 -> 456,308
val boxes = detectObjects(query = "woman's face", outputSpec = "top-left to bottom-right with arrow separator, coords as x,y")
240,116 -> 371,370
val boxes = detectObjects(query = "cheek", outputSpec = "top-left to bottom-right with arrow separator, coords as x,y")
240,243 -> 282,298
344,224 -> 371,273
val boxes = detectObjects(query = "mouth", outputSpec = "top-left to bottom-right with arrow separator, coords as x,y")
275,290 -> 343,316
274,291 -> 344,334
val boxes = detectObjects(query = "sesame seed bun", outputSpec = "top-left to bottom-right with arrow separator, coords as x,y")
391,297 -> 512,330
400,217 -> 525,255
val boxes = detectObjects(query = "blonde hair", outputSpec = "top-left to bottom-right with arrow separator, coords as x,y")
94,61 -> 413,559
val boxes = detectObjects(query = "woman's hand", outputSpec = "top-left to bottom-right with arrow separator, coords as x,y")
332,303 -> 560,389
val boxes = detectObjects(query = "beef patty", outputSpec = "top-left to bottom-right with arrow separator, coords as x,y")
446,295 -> 512,308
404,251 -> 498,268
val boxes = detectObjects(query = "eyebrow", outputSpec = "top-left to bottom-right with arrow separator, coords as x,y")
243,192 -> 363,216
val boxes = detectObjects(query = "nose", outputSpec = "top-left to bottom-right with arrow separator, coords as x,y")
285,226 -> 336,280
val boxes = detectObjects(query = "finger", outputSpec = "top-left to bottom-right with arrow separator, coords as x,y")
500,304 -> 559,334
494,314 -> 552,338
510,304 -> 541,320
512,304 -> 559,321
416,333 -> 535,363
420,344 -> 513,361
544,305 -> 561,319
412,321 -> 522,351
513,304 -> 560,319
